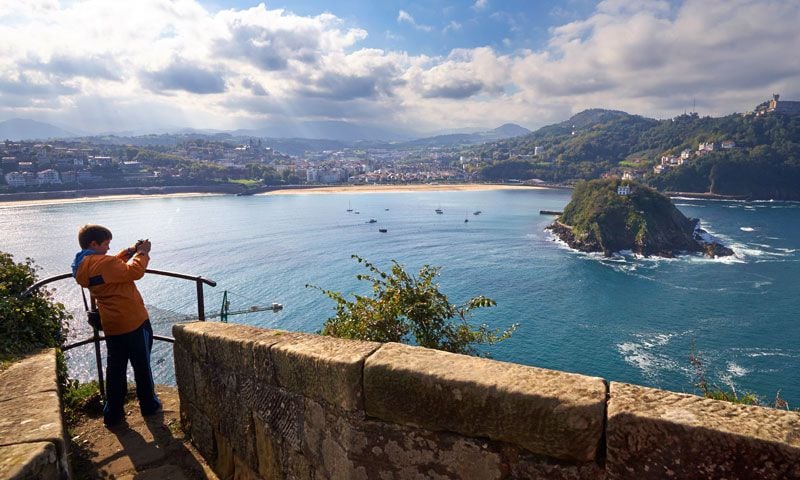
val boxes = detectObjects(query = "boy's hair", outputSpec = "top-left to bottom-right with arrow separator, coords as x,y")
78,224 -> 113,249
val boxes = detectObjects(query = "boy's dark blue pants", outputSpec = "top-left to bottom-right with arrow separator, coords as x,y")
103,319 -> 161,425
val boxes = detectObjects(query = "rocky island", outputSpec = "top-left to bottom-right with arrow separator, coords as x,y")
547,179 -> 734,258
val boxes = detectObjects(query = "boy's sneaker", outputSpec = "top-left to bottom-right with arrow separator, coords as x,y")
141,401 -> 162,417
104,417 -> 127,429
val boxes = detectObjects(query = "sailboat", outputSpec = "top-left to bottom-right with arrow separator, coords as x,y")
464,211 -> 469,223
346,201 -> 353,212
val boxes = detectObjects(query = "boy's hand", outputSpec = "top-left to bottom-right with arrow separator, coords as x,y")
136,239 -> 151,255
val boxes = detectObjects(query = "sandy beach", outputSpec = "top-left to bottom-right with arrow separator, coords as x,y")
258,183 -> 551,195
0,183 -> 558,207
0,192 -> 224,208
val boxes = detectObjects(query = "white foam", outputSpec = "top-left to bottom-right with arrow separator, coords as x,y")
726,362 -> 749,377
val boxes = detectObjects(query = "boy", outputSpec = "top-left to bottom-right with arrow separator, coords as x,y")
71,224 -> 161,427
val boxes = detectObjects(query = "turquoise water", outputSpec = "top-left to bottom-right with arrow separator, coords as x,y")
2,189 -> 798,405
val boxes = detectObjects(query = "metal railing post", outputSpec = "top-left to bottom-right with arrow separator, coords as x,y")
92,324 -> 106,400
196,277 -> 205,321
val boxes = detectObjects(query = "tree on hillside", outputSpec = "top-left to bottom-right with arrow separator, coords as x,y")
0,252 -> 70,362
307,255 -> 517,356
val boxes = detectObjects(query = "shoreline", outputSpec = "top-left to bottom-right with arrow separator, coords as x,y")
0,185 -> 239,207
256,183 -> 555,195
0,183 -> 558,206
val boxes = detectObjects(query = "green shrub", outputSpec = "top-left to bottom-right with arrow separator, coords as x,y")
0,251 -> 71,363
308,255 -> 517,356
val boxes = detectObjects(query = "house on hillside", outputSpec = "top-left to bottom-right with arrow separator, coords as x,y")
617,185 -> 632,196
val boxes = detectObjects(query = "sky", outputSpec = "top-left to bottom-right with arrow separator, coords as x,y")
1,0 -> 799,137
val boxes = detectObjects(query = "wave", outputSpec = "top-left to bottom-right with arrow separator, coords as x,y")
726,362 -> 749,377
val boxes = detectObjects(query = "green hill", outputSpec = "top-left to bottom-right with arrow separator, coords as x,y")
476,105 -> 800,200
547,178 -> 733,257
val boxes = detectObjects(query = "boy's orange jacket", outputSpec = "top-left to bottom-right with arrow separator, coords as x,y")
74,250 -> 149,335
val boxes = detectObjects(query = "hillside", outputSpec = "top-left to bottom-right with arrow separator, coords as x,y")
400,123 -> 531,148
548,178 -> 733,257
0,118 -> 76,140
476,105 -> 800,200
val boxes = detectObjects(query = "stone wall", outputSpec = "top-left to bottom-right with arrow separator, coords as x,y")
173,322 -> 800,480
0,349 -> 70,479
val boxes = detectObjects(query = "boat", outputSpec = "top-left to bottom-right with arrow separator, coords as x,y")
354,211 -> 360,214
435,208 -> 443,214
473,210 -> 482,215
378,228 -> 387,233
464,218 -> 469,223
347,201 -> 353,212
367,219 -> 377,223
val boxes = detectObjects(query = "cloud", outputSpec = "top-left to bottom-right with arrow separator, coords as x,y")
0,74 -> 79,97
422,81 -> 485,99
472,0 -> 489,11
443,21 -> 462,34
141,61 -> 226,94
0,0 -> 799,135
21,54 -> 122,81
397,10 -> 433,32
242,78 -> 268,96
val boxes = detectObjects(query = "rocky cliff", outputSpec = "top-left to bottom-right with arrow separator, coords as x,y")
547,179 -> 734,258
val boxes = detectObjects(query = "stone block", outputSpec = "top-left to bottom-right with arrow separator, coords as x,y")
246,381 -> 303,451
0,391 -> 65,457
185,403 -> 216,464
254,411 -> 286,480
173,344 -> 195,403
364,343 -> 606,463
272,334 -> 380,411
0,349 -> 58,402
0,442 -> 60,480
607,382 -> 800,479
234,455 -> 261,480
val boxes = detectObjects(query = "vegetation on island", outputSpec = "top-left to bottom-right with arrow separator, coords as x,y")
308,255 -> 517,356
548,178 -> 733,257
475,107 -> 800,200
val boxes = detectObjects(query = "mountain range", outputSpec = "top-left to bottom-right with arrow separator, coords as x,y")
0,117 -> 530,145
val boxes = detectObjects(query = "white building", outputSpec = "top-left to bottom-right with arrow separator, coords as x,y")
534,146 -> 542,156
680,149 -> 692,160
4,172 -> 28,187
617,185 -> 632,196
37,169 -> 61,185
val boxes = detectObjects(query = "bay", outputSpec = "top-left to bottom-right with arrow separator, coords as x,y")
2,188 -> 798,405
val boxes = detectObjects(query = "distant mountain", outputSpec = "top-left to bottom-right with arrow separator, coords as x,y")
0,118 -> 77,140
231,120 -> 412,142
490,123 -> 532,137
400,123 -> 531,148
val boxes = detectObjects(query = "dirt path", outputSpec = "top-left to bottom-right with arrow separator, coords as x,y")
69,385 -> 218,479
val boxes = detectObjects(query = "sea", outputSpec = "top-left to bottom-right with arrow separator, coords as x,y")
2,188 -> 798,405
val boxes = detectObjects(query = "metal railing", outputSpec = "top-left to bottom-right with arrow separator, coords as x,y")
22,269 -> 216,399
